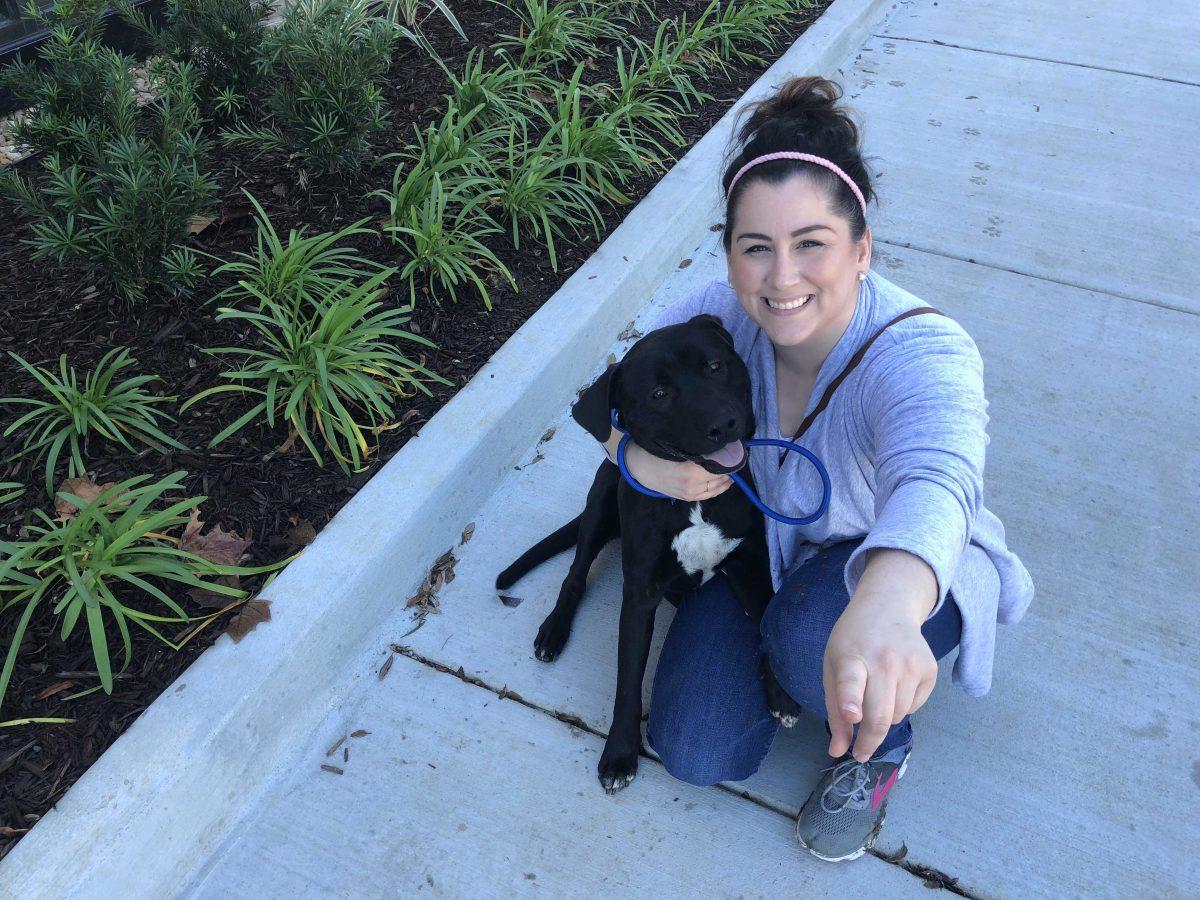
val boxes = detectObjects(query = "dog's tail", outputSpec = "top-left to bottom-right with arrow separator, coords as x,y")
495,515 -> 582,590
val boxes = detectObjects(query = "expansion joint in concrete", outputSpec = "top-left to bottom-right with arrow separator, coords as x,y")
387,642 -> 982,896
874,34 -> 1200,87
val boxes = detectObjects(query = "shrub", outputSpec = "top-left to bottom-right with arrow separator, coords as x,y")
219,0 -> 397,178
0,0 -> 134,162
111,0 -> 275,117
0,472 -> 272,717
0,348 -> 188,497
182,257 -> 450,473
486,0 -> 626,75
0,59 -> 217,304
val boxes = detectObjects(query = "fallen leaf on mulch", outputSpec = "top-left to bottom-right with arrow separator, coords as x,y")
181,508 -> 252,566
499,595 -> 523,608
187,215 -> 215,235
285,520 -> 317,546
54,476 -> 126,521
188,574 -> 242,609
35,680 -> 77,700
220,204 -> 254,225
225,599 -> 271,643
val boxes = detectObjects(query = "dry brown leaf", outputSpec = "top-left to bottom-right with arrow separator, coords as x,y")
499,595 -> 522,608
326,734 -> 347,756
320,764 -> 344,775
187,215 -> 215,236
271,183 -> 287,198
181,508 -> 252,566
351,729 -> 370,738
459,522 -> 475,545
220,204 -> 254,225
678,257 -> 693,269
285,520 -> 317,546
188,574 -> 241,609
54,477 -> 125,521
35,680 -> 76,700
539,427 -> 555,444
378,654 -> 394,679
225,599 -> 271,643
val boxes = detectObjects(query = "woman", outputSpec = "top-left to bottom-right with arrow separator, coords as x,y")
594,77 -> 1034,862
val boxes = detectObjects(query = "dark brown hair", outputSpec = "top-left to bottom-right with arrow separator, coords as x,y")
721,76 -> 875,251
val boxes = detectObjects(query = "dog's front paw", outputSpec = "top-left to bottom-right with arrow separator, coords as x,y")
761,657 -> 802,728
597,748 -> 639,794
534,612 -> 571,661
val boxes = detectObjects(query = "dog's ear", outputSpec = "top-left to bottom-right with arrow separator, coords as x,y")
572,362 -> 622,442
689,313 -> 734,350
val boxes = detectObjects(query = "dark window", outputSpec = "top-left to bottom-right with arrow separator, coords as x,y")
0,0 -> 54,55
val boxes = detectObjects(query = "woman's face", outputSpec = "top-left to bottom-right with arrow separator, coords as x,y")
725,175 -> 871,371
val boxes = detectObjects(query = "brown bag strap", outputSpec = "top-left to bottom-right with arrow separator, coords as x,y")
790,306 -> 945,443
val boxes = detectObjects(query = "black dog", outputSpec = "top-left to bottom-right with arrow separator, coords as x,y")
495,314 -> 801,793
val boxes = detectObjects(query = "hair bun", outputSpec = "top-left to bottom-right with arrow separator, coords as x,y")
738,76 -> 860,152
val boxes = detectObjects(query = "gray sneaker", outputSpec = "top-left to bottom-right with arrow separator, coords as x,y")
795,744 -> 911,862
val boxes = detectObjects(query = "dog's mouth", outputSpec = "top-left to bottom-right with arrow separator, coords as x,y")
650,438 -> 747,475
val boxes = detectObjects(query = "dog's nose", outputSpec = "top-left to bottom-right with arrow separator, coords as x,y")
707,417 -> 740,443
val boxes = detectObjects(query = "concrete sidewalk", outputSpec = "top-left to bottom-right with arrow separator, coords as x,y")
188,1 -> 1200,896
9,0 -> 1195,896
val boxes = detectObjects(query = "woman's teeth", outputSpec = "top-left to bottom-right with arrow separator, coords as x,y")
764,295 -> 813,310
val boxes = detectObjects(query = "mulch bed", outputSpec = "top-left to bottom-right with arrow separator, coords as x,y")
0,0 -> 830,858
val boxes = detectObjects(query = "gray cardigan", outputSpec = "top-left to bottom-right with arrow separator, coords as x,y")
649,272 -> 1034,697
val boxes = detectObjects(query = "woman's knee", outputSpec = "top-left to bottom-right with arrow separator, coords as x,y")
649,713 -> 776,786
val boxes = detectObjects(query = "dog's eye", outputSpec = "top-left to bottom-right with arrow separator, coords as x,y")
651,387 -> 667,401
708,360 -> 722,373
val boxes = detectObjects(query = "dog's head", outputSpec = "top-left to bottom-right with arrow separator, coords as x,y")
572,314 -> 753,475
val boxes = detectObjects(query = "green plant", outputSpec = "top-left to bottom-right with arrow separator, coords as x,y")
383,171 -> 518,309
486,0 -> 625,74
369,101 -> 507,231
0,0 -> 127,161
182,265 -> 449,472
196,190 -> 393,312
0,472 -> 278,717
369,0 -> 466,43
0,59 -> 217,304
0,348 -> 188,497
601,20 -> 714,116
111,0 -> 274,114
219,0 -> 397,178
0,483 -> 24,505
477,116 -> 605,272
430,47 -> 557,137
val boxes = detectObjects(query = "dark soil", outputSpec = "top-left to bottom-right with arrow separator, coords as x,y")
0,0 -> 831,859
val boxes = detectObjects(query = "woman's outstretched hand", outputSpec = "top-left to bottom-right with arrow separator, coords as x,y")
823,548 -> 940,762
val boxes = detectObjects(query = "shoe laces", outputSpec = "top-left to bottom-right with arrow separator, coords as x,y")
820,758 -> 874,813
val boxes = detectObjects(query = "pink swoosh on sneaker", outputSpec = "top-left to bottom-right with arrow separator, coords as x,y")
871,769 -> 899,812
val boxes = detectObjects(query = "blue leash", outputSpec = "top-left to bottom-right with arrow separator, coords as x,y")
608,409 -> 831,526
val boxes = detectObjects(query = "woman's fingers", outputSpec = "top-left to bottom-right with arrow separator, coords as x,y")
824,657 -> 866,758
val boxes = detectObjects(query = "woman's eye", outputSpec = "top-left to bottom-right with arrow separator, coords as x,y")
708,360 -> 722,373
746,240 -> 821,253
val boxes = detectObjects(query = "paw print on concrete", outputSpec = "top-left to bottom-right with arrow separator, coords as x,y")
928,119 -> 942,127
889,80 -> 905,87
963,127 -> 981,136
970,175 -> 987,185
974,161 -> 990,170
983,215 -> 1002,237
882,42 -> 896,55
861,78 -> 876,88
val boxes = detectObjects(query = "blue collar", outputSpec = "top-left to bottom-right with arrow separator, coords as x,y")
608,409 -> 830,526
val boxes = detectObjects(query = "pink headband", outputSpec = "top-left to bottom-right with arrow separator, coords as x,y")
726,151 -> 868,219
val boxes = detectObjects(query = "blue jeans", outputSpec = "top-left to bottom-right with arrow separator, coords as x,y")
646,538 -> 963,786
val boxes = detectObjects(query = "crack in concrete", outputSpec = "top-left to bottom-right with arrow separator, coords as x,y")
875,239 -> 1196,317
874,33 -> 1200,87
388,643 -> 982,896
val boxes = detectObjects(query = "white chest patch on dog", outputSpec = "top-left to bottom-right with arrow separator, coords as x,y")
671,503 -> 742,585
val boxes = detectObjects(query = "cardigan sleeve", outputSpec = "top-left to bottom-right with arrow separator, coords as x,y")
844,326 -> 991,620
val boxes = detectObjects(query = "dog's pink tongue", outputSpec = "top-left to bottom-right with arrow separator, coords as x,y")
703,441 -> 744,468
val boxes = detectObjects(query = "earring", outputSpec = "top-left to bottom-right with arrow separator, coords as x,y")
857,271 -> 866,282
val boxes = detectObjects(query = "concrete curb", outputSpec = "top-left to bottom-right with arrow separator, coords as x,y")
0,0 -> 898,892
